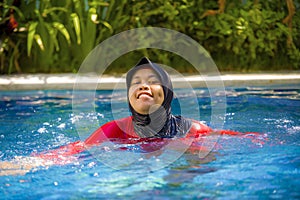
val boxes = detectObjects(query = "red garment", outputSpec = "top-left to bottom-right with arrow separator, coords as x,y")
84,116 -> 212,146
84,116 -> 138,145
35,117 -> 263,162
35,117 -> 211,160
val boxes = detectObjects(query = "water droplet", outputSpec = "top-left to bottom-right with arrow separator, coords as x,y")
93,172 -> 99,177
37,127 -> 47,133
57,123 -> 66,129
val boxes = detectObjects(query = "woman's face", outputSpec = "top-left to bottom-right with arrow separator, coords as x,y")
128,68 -> 164,115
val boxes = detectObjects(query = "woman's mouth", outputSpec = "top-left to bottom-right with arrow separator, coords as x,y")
137,92 -> 153,99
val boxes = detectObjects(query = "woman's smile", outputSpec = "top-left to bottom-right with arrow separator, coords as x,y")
137,91 -> 153,99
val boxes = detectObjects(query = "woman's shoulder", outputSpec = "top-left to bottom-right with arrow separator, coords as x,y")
84,116 -> 135,145
100,116 -> 133,133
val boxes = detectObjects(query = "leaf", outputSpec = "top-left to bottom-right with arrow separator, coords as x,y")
71,13 -> 81,44
34,34 -> 45,51
53,22 -> 71,45
276,22 -> 290,36
89,1 -> 109,7
100,21 -> 113,34
73,0 -> 84,19
3,4 -> 25,20
45,23 -> 59,51
88,7 -> 97,23
84,7 -> 97,51
232,45 -> 239,54
104,0 -> 115,20
27,22 -> 38,56
43,7 -> 68,16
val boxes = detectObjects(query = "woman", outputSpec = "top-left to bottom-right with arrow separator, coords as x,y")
84,56 -> 212,146
38,57 -> 213,158
0,57 -> 255,176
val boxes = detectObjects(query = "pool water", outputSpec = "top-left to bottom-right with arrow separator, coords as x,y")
0,85 -> 299,199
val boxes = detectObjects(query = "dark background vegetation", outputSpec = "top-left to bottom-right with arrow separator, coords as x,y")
1,0 -> 299,74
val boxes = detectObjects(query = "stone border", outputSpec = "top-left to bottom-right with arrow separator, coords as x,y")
0,72 -> 299,90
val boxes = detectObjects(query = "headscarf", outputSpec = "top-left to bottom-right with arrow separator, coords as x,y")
126,57 -> 192,138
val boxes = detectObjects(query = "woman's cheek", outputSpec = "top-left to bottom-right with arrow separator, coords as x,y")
153,85 -> 164,104
128,87 -> 136,99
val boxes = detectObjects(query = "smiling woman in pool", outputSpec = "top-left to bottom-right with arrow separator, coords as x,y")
0,57 -> 260,176
84,57 -> 211,145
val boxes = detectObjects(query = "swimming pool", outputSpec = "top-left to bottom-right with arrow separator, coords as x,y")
0,84 -> 299,199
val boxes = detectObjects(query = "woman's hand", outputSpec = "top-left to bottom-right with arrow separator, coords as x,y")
0,156 -> 48,176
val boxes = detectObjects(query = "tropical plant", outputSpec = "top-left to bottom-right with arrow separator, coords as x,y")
198,0 -> 300,71
23,0 -> 113,73
1,0 -> 113,73
0,0 -> 299,74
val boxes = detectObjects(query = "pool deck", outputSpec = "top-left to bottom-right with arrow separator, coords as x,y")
0,72 -> 299,90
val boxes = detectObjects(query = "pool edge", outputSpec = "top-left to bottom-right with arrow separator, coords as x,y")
0,72 -> 299,90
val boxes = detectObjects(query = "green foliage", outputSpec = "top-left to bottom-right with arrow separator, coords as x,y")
200,1 -> 300,71
1,0 -> 113,73
0,0 -> 299,74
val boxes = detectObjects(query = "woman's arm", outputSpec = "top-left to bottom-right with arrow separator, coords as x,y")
0,141 -> 85,176
0,118 -> 131,176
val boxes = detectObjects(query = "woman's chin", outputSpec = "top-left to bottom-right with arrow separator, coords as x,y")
134,105 -> 151,115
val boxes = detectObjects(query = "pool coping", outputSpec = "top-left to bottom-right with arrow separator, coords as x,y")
0,72 -> 299,90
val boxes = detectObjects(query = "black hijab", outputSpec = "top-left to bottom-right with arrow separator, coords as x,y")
126,57 -> 192,138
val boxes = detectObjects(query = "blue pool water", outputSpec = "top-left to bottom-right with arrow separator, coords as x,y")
0,84 -> 299,199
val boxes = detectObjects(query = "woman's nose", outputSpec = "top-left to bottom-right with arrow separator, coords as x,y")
139,84 -> 150,90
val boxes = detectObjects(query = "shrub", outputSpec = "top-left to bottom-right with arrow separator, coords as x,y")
0,0 -> 299,74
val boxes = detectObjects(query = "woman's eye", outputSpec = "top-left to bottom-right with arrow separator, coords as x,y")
149,80 -> 160,84
131,81 -> 140,85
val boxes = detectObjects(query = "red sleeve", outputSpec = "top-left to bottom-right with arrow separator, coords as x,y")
32,141 -> 85,164
186,120 -> 213,137
184,120 -> 265,152
187,120 -> 262,137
